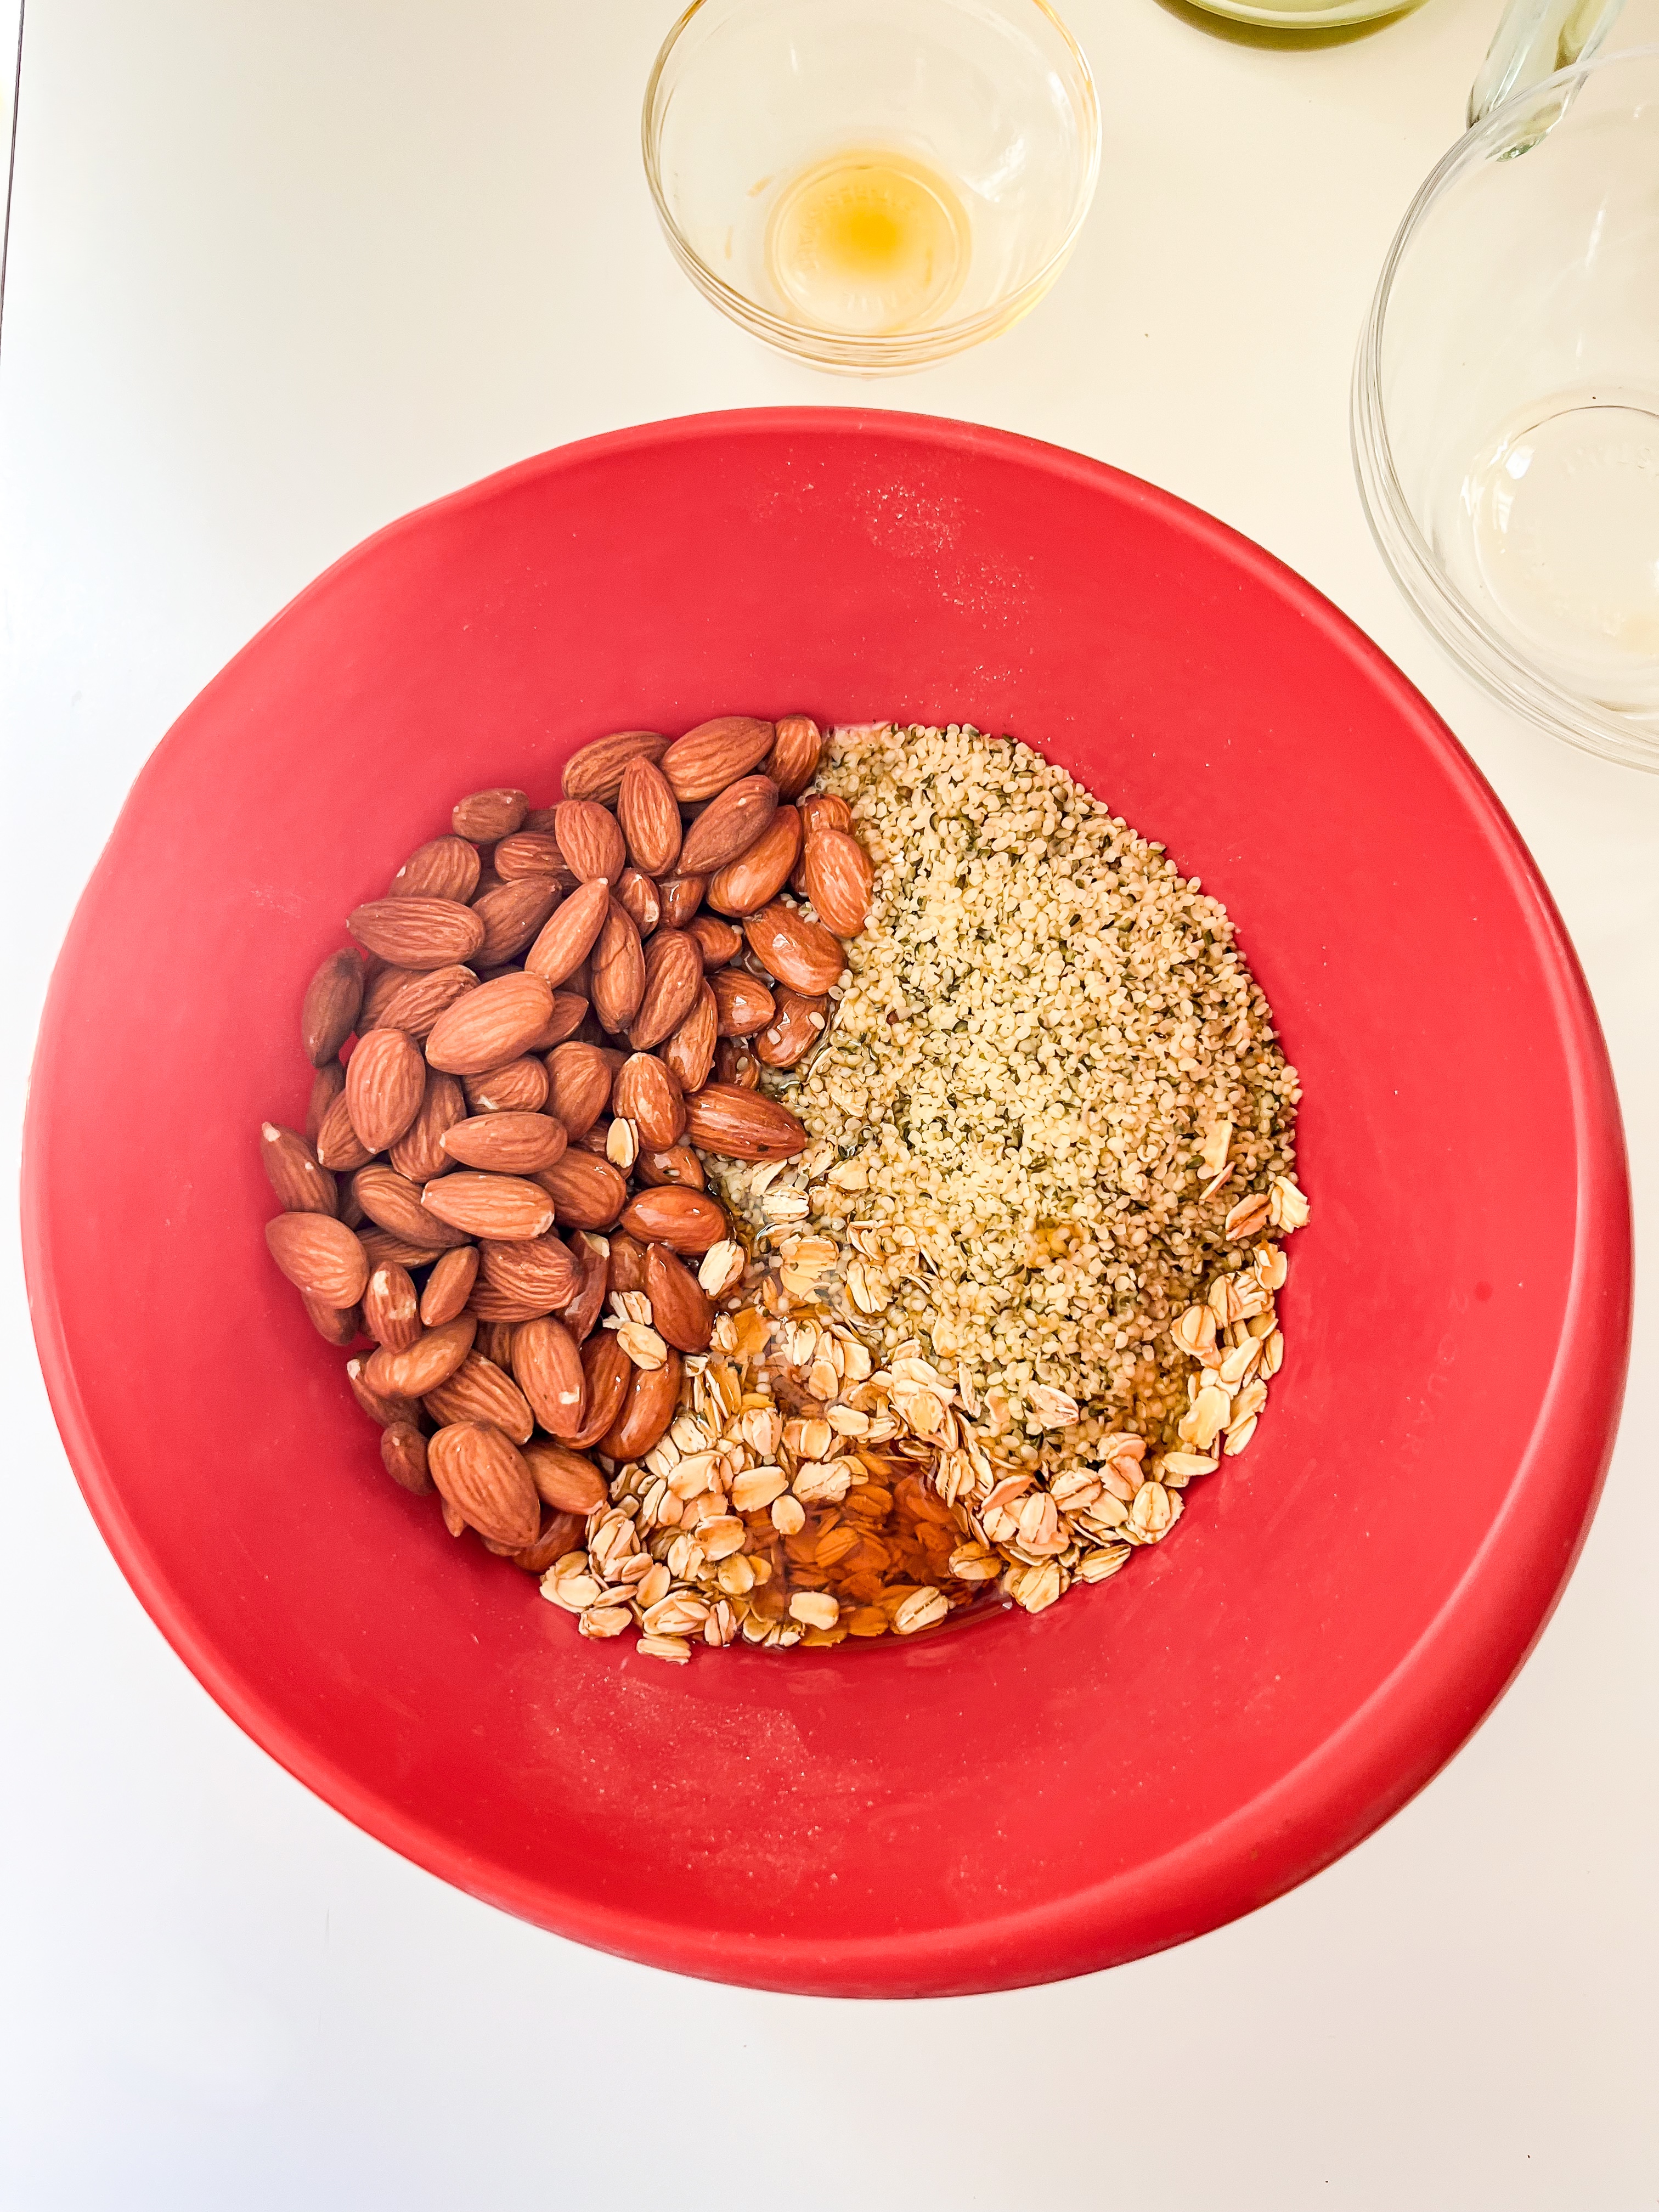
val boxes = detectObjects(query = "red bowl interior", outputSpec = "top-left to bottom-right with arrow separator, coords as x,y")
24,409 -> 1631,1997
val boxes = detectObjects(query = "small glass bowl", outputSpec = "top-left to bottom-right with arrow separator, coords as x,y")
1353,47 -> 1659,773
642,0 -> 1101,375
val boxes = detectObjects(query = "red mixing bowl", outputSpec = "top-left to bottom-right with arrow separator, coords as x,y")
23,409 -> 1631,1997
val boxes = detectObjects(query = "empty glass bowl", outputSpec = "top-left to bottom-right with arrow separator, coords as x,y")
642,0 -> 1101,374
1353,47 -> 1659,772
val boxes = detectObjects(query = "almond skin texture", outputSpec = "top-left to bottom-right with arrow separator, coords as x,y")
302,949 -> 366,1066
345,1026 -> 427,1153
441,1110 -> 567,1174
709,967 -> 776,1039
491,830 -> 569,882
706,805 -> 803,917
260,1123 -> 337,1215
634,1144 -> 706,1191
753,989 -> 827,1069
425,970 -> 555,1075
612,1053 -> 686,1148
348,897 -> 486,970
553,798 -> 626,886
743,903 -> 847,996
569,1329 -> 632,1446
545,1042 -> 614,1138
645,1242 -> 714,1353
561,1234 -> 612,1341
307,1060 -> 346,1145
389,1069 -> 466,1182
266,1213 -> 369,1306
602,1352 -> 683,1461
656,875 -> 708,930
764,714 -> 823,801
617,756 -> 684,877
619,1184 -> 730,1254
365,1314 -> 478,1396
380,1421 -> 434,1496
452,787 -> 528,842
468,1277 -> 565,1323
802,827 -> 874,936
661,716 -> 776,802
347,1357 -> 420,1429
388,836 -> 480,904
678,775 -> 780,876
425,1352 -> 535,1443
354,1164 -> 472,1249
683,1082 -> 808,1162
713,1038 -> 760,1089
373,963 -> 479,1039
303,1293 -> 362,1345
462,1058 -> 550,1113
419,1245 -> 480,1327
427,1422 -> 540,1548
421,1172 -> 556,1242
590,902 -> 646,1034
524,991 -> 589,1051
524,878 -> 611,986
799,792 -> 854,839
363,1261 -> 421,1350
534,1150 -> 627,1231
607,1229 -> 649,1293
686,913 -> 742,968
511,1317 -> 588,1439
629,929 -> 703,1051
473,1321 -> 518,1370
560,730 -> 668,804
359,1227 -> 447,1271
472,877 -> 561,966
662,983 -> 718,1093
521,1438 -> 608,1513
512,1508 -> 586,1572
616,868 -> 661,940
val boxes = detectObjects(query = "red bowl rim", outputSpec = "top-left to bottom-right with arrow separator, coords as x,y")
22,408 -> 1633,1993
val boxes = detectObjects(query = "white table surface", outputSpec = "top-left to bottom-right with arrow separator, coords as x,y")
3,3 -> 1656,2206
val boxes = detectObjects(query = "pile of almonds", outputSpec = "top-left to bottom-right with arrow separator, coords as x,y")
261,715 -> 883,1589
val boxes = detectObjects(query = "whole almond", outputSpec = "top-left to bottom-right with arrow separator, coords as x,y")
511,1317 -> 588,1440
753,988 -> 827,1069
619,1184 -> 730,1254
616,867 -> 661,939
353,1164 -> 471,1248
427,1421 -> 540,1547
657,874 -> 708,930
388,835 -> 480,904
645,1243 -> 714,1353
634,1144 -> 706,1192
602,1352 -> 683,1461
452,787 -> 528,842
687,913 -> 742,967
628,929 -> 703,1051
266,1212 -> 369,1306
348,898 -> 486,970
472,877 -> 561,966
365,1314 -> 477,1396
569,1329 -> 632,1446
420,1245 -> 480,1327
552,798 -> 625,886
534,1150 -> 627,1231
590,901 -> 646,1034
560,730 -> 668,804
363,1261 -> 421,1350
492,831 -> 569,882
802,828 -> 874,936
307,1059 -> 346,1144
425,1352 -> 535,1443
524,878 -> 611,986
683,1081 -> 808,1163
524,991 -> 589,1051
390,1069 -> 465,1182
612,1052 -> 686,1148
315,1091 -> 375,1172
661,983 -> 718,1093
380,1421 -> 434,1496
359,1227 -> 446,1272
799,792 -> 853,838
743,903 -> 847,996
373,964 -> 479,1039
441,1110 -> 567,1174
545,1041 -> 614,1137
260,1123 -> 337,1215
709,967 -> 776,1039
302,947 -> 366,1067
617,756 -> 683,877
420,1171 -> 555,1242
303,1293 -> 361,1345
678,775 -> 779,876
425,969 -> 555,1075
347,1356 -> 420,1429
477,1231 -> 584,1310
345,1026 -> 427,1153
561,1234 -> 612,1342
511,1508 -> 586,1572
764,714 -> 823,801
361,963 -> 416,1028
462,1058 -> 550,1113
521,1436 -> 608,1513
661,716 -> 776,802
706,805 -> 803,917
607,1229 -> 648,1293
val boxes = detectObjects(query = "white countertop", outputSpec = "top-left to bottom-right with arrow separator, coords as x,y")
3,3 -> 1656,2205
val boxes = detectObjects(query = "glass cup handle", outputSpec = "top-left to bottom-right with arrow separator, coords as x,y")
1469,0 -> 1625,124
